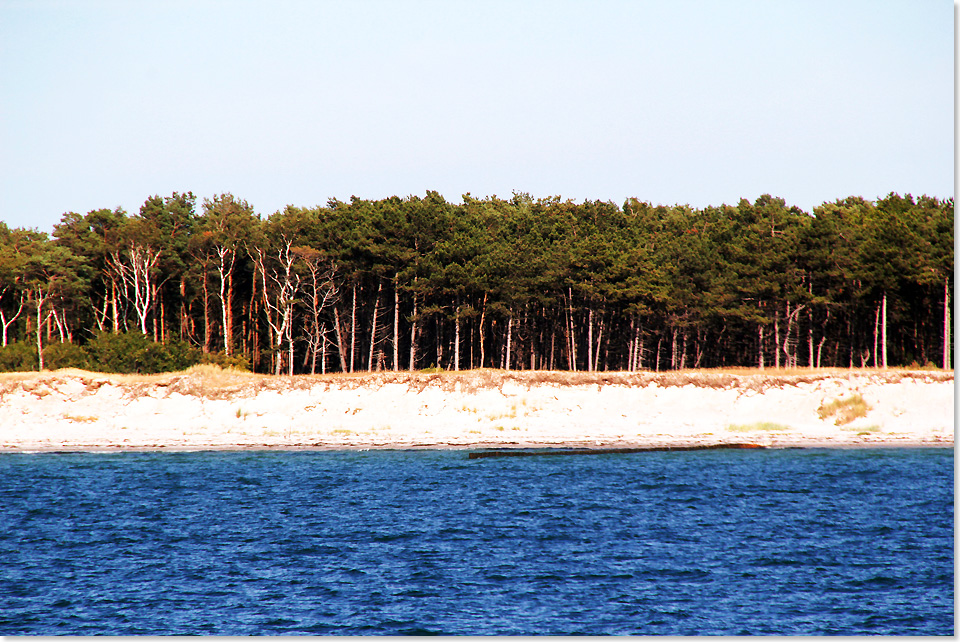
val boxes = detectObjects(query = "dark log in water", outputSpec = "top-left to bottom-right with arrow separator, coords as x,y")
467,443 -> 765,459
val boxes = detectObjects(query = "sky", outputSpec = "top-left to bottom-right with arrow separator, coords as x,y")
0,0 -> 953,232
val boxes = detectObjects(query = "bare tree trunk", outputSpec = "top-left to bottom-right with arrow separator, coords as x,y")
594,314 -> 604,372
478,293 -> 487,368
317,322 -> 325,374
34,293 -> 46,371
781,302 -> 806,369
529,307 -> 536,370
807,286 -> 814,367
505,315 -> 512,371
566,288 -> 577,371
180,278 -> 188,340
367,281 -> 382,371
409,292 -> 418,372
944,277 -> 951,370
202,273 -> 211,353
679,331 -> 687,370
758,323 -> 765,370
111,280 -> 120,333
587,307 -> 594,372
454,303 -> 461,371
633,317 -> 642,371
549,325 -> 555,371
216,248 -> 235,355
670,327 -> 678,370
333,306 -> 348,372
0,291 -> 25,347
393,276 -> 400,371
225,269 -> 234,355
774,312 -> 781,369
288,323 -> 294,376
873,302 -> 881,369
881,291 -> 888,369
436,315 -> 442,369
350,283 -> 357,373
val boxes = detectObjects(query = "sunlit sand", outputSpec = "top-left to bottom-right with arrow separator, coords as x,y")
0,367 -> 952,452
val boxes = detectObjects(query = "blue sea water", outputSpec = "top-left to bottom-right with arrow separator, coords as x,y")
0,447 -> 953,636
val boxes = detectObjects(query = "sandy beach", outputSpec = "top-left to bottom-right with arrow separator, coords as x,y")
0,367 -> 952,452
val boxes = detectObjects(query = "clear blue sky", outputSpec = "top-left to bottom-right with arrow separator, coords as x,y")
0,0 -> 953,232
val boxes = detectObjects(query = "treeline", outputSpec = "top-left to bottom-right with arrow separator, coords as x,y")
0,190 -> 952,374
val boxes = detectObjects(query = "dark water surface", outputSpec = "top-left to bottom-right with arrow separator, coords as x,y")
0,447 -> 952,635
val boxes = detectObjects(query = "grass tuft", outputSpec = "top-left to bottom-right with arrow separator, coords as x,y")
726,421 -> 791,432
818,394 -> 871,425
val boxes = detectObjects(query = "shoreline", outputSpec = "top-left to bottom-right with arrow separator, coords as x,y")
3,441 -> 952,455
0,368 -> 953,453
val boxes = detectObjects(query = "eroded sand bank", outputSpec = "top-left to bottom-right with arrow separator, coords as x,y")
0,368 -> 953,452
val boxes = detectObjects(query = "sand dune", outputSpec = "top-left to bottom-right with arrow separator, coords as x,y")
0,368 -> 952,452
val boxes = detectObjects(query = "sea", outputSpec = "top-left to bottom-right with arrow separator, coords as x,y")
0,447 -> 953,636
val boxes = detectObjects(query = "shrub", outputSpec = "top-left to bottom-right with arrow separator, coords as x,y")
43,342 -> 90,370
198,350 -> 251,372
83,331 -> 202,374
0,341 -> 38,372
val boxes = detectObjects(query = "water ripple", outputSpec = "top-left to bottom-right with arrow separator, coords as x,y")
0,447 -> 952,635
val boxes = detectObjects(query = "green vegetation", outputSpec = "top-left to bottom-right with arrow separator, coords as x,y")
0,191 -> 952,374
0,330 -> 246,374
818,394 -> 872,425
726,422 -> 791,432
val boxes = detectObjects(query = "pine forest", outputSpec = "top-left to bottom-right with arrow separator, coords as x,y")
0,191 -> 952,374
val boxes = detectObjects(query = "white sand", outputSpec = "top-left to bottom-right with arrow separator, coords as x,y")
0,369 -> 953,452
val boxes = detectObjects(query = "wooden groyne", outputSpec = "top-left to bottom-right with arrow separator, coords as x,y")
467,443 -> 766,459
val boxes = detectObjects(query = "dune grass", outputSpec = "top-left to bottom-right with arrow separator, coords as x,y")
726,421 -> 792,432
818,394 -> 871,425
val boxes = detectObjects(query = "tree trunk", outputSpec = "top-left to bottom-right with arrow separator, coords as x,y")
180,278 -> 188,340
333,306 -> 348,372
549,324 -> 555,370
633,317 -> 642,371
436,315 -> 442,369
670,327 -> 678,370
758,323 -> 765,370
350,283 -> 357,373
593,313 -> 604,372
873,302 -> 881,369
944,277 -> 951,370
587,307 -> 594,372
774,312 -> 781,369
219,251 -> 231,355
807,287 -> 814,368
409,293 -> 418,372
566,288 -> 577,371
368,280 -> 382,371
111,280 -> 120,334
478,293 -> 487,368
202,274 -> 211,353
287,317 -> 294,376
881,291 -> 888,369
35,295 -> 45,371
505,315 -> 513,371
454,303 -> 461,371
393,276 -> 400,371
679,330 -> 687,370
0,292 -> 25,347
225,269 -> 234,355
